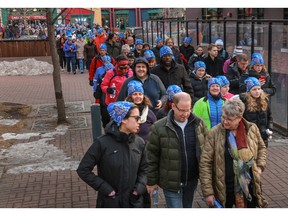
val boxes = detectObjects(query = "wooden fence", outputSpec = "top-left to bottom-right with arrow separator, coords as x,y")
0,40 -> 51,57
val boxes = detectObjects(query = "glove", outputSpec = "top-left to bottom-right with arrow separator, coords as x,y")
266,129 -> 273,139
106,87 -> 116,94
89,80 -> 94,86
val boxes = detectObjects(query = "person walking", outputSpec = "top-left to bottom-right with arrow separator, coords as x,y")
193,78 -> 225,130
63,36 -> 77,74
75,34 -> 86,74
199,97 -> 268,208
77,101 -> 148,208
189,61 -> 210,102
105,33 -> 121,60
165,37 -> 184,65
204,43 -> 224,77
156,85 -> 182,120
226,53 -> 250,95
84,34 -> 97,73
146,92 -> 208,208
187,45 -> 206,72
117,57 -> 166,114
56,34 -> 67,71
180,37 -> 195,71
152,37 -> 164,64
239,77 -> 273,147
151,46 -> 194,99
243,53 -> 276,97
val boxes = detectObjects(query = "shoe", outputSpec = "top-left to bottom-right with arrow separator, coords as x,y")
81,71 -> 84,74
73,72 -> 76,74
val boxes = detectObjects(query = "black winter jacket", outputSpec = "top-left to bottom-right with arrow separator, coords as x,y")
226,62 -> 249,95
204,55 -> 224,77
77,121 -> 147,208
151,60 -> 194,99
187,52 -> 206,71
189,72 -> 208,102
239,93 -> 273,142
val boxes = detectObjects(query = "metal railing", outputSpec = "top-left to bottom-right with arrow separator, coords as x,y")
140,17 -> 288,135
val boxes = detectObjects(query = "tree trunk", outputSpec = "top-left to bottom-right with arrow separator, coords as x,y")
46,8 -> 67,124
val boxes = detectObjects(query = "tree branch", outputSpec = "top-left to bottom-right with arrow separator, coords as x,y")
52,8 -> 68,24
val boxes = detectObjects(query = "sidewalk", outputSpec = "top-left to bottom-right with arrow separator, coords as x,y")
0,71 -> 288,208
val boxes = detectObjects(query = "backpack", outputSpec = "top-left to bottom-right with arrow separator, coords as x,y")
94,68 -> 129,100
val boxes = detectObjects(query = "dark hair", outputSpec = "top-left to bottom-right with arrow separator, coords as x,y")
123,104 -> 139,119
127,52 -> 135,59
116,54 -> 129,62
107,33 -> 115,41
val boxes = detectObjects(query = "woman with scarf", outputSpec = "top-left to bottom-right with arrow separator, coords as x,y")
193,78 -> 225,130
239,77 -> 273,147
199,97 -> 267,208
124,80 -> 157,208
125,80 -> 157,144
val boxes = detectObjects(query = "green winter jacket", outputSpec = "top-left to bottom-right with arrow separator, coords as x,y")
146,110 -> 207,192
193,96 -> 225,130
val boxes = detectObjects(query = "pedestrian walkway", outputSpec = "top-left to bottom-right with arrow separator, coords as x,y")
0,71 -> 288,208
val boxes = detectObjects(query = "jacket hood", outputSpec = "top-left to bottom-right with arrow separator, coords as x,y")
104,121 -> 136,143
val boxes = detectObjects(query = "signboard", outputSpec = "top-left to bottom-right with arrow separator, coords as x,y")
8,16 -> 46,20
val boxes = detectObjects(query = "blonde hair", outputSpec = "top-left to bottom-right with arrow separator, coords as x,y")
245,91 -> 268,112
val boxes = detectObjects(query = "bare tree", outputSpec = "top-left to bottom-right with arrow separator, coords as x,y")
46,8 -> 67,124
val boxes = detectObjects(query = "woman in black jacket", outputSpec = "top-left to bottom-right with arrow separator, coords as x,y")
239,77 -> 273,147
189,61 -> 211,103
77,101 -> 147,208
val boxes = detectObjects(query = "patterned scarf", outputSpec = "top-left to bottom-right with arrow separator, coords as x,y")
227,120 -> 254,207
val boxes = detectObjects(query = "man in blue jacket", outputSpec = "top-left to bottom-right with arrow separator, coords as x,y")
63,36 -> 77,74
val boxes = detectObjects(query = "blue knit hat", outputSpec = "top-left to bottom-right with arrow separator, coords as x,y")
215,39 -> 224,46
216,76 -> 230,87
208,78 -> 221,89
107,101 -> 134,126
104,63 -> 114,71
97,27 -> 103,34
166,85 -> 182,101
155,37 -> 163,44
100,43 -> 107,51
244,77 -> 261,92
251,52 -> 264,65
135,39 -> 143,45
184,37 -> 192,44
88,34 -> 94,39
144,50 -> 155,60
194,61 -> 206,71
127,80 -> 144,95
160,46 -> 173,58
101,55 -> 111,64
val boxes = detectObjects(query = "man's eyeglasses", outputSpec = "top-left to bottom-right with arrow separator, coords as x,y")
119,65 -> 129,70
129,115 -> 141,122
127,53 -> 135,58
174,104 -> 191,113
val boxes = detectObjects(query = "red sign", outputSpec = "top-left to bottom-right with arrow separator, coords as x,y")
8,16 -> 46,20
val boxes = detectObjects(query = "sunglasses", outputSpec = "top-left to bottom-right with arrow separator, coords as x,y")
119,65 -> 129,70
129,115 -> 141,122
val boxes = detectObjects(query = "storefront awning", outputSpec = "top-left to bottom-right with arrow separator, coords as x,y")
115,10 -> 129,15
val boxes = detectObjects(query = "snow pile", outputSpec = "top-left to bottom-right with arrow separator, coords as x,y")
0,138 -> 79,174
0,119 -> 20,126
0,58 -> 53,76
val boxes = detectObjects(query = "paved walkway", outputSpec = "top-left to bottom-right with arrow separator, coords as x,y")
0,69 -> 288,208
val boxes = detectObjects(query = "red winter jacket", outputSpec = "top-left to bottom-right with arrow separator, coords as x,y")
101,66 -> 133,105
89,55 -> 116,81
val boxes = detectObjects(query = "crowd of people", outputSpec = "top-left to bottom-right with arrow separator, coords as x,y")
61,23 -> 276,208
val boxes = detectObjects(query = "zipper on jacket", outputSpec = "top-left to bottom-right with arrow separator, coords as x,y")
182,131 -> 189,185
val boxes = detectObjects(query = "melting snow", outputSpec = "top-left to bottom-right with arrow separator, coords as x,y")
0,119 -> 20,126
0,58 -> 53,76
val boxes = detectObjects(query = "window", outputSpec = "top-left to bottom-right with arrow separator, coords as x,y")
238,8 -> 264,19
202,8 -> 223,20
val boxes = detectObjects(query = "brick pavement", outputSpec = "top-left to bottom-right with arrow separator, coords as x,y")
0,67 -> 288,208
